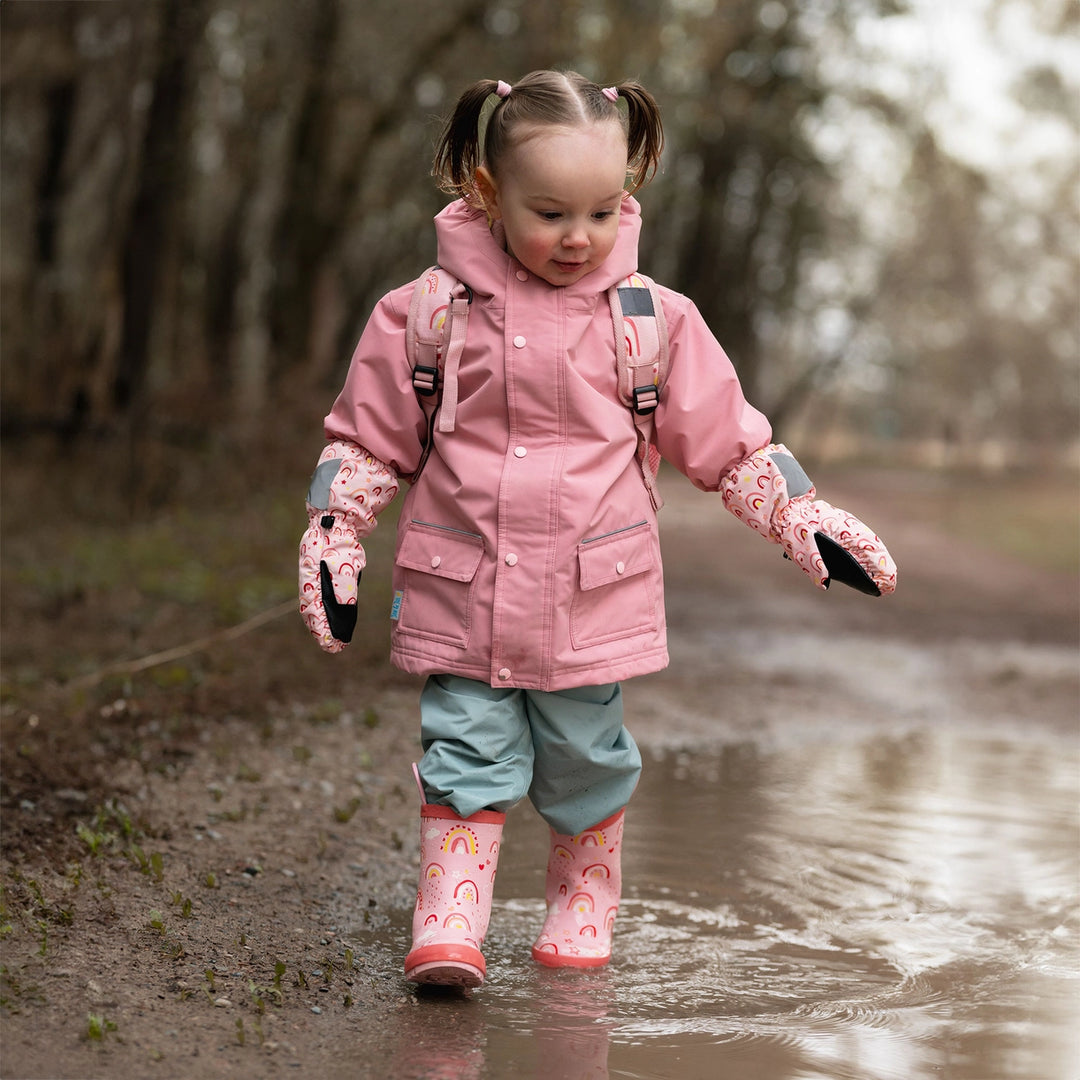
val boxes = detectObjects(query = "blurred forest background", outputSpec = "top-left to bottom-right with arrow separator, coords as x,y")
2,0 -> 1077,514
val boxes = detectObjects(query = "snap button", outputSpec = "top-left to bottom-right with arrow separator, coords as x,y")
516,270 -> 528,281
513,335 -> 527,348
615,560 -> 626,574
430,556 -> 442,568
504,553 -> 518,566
514,446 -> 527,458
498,667 -> 512,680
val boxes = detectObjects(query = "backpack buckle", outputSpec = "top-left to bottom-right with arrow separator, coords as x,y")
413,364 -> 439,397
632,384 -> 659,415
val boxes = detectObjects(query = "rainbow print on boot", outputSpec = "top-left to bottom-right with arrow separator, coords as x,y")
531,809 -> 624,968
405,804 -> 505,988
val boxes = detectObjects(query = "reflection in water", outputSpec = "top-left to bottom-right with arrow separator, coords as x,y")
349,728 -> 1078,1080
531,969 -> 613,1078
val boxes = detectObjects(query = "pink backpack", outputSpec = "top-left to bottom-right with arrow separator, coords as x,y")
405,266 -> 670,507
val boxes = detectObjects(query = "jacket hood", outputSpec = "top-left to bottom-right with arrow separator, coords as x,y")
433,196 -> 643,299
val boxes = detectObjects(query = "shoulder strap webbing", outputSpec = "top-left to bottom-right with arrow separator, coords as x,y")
405,266 -> 472,482
405,266 -> 669,507
609,273 -> 669,509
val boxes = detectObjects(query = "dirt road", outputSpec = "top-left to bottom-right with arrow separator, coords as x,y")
1,463 -> 1076,1079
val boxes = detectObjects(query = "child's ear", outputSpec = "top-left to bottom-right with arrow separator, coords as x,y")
474,166 -> 501,220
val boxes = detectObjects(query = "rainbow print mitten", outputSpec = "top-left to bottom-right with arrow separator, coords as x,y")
298,441 -> 398,652
720,443 -> 897,595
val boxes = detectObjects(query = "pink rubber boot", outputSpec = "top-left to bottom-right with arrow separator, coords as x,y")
531,810 -> 625,968
404,802 -> 505,988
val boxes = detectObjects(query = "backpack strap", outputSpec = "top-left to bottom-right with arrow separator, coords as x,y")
405,265 -> 670,507
609,273 -> 669,510
405,266 -> 472,482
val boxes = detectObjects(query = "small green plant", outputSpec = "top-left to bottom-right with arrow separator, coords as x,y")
76,822 -> 116,857
85,1013 -> 117,1042
147,909 -> 165,933
204,871 -> 218,889
98,799 -> 135,841
235,1017 -> 245,1045
132,847 -> 164,881
307,699 -> 342,726
249,978 -> 280,1011
332,797 -> 362,824
169,892 -> 192,919
161,937 -> 185,961
0,885 -> 13,939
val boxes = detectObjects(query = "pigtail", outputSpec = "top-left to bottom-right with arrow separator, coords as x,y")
433,71 -> 665,202
617,81 -> 665,194
433,79 -> 502,203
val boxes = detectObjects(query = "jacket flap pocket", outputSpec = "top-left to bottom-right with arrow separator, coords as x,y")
396,521 -> 483,582
577,524 -> 654,591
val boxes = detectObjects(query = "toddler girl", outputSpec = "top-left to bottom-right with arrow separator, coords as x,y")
299,70 -> 896,989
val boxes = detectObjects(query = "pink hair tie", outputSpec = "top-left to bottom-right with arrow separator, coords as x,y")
601,86 -> 619,102
496,80 -> 512,98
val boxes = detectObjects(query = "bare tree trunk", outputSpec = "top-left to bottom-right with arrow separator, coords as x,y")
232,106 -> 297,429
115,0 -> 201,415
265,0 -> 340,377
113,0 -> 205,504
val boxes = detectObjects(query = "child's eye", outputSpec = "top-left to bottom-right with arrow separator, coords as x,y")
537,211 -> 562,221
593,210 -> 616,221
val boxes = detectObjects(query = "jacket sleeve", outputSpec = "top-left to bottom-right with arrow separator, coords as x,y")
653,289 -> 772,492
323,281 -> 429,480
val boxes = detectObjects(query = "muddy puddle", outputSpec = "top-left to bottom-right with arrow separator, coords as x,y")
342,724 -> 1078,1080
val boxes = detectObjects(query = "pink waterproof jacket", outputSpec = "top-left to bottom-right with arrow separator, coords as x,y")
324,197 -> 771,691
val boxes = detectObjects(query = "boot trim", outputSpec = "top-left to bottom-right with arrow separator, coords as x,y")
531,944 -> 611,968
421,804 -> 506,826
405,943 -> 486,987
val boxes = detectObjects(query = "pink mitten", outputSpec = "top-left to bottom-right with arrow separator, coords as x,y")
720,444 -> 897,595
298,441 -> 399,652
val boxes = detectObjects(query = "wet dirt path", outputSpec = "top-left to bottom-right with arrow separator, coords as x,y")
2,468 -> 1077,1079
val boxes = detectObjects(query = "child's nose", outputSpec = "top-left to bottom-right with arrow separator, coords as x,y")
563,224 -> 589,248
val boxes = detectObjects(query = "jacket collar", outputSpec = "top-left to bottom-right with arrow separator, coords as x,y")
433,196 -> 642,300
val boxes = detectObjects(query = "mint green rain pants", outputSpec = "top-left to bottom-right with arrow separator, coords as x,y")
416,674 -> 642,836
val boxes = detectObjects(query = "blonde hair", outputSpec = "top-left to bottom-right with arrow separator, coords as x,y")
434,70 -> 665,204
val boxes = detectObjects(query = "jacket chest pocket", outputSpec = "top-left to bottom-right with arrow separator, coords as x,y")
394,521 -> 484,647
570,521 -> 658,649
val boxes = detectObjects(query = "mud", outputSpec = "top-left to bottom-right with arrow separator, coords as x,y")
1,465 -> 1077,1079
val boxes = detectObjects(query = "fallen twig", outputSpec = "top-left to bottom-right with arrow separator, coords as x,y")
65,598 -> 298,692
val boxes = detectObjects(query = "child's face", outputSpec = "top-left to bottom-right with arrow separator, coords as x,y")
477,121 -> 628,287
